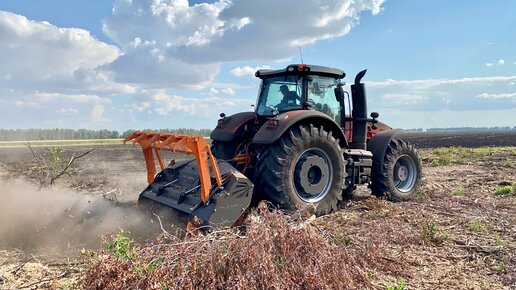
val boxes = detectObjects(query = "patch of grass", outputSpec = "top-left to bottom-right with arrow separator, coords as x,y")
467,220 -> 488,234
420,217 -> 446,244
432,156 -> 451,166
452,188 -> 466,196
495,185 -> 515,196
102,229 -> 134,261
331,233 -> 352,246
492,261 -> 506,273
493,233 -> 505,246
415,191 -> 428,200
386,277 -> 407,290
428,146 -> 516,166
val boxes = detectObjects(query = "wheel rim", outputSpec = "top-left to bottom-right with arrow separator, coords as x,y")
293,148 -> 333,202
393,154 -> 417,192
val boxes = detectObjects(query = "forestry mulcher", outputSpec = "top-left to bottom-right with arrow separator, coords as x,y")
125,64 -> 422,231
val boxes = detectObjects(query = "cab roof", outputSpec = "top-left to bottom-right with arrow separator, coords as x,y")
255,64 -> 346,79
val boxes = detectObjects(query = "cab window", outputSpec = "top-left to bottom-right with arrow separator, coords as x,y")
256,75 -> 302,115
307,76 -> 341,124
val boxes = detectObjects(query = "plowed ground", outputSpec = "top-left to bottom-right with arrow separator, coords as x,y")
0,131 -> 514,289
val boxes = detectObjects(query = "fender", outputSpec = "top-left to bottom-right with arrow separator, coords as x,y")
252,110 -> 347,147
210,112 -> 256,141
367,129 -> 402,176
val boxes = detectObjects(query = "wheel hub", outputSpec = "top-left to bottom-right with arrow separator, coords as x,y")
397,165 -> 408,181
393,154 -> 418,193
294,148 -> 333,202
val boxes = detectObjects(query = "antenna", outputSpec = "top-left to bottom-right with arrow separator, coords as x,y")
298,46 -> 304,64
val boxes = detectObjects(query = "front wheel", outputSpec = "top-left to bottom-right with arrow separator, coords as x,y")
255,124 -> 346,216
370,139 -> 422,201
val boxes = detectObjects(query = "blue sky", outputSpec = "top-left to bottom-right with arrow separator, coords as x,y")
0,0 -> 515,131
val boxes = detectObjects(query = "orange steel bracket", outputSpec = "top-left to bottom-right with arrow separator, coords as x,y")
123,132 -> 223,204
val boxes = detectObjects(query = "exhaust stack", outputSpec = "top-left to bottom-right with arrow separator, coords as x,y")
350,69 -> 368,150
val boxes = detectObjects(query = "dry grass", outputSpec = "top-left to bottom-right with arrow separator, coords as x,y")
83,203 -> 407,290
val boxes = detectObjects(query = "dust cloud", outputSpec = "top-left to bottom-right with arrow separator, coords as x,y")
0,178 -> 182,253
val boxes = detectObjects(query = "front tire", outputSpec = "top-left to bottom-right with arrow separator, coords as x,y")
370,139 -> 422,201
255,124 -> 346,216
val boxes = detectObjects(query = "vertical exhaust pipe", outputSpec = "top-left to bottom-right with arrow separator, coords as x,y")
350,69 -> 368,150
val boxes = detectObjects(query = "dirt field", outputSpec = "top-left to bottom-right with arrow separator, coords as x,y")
0,131 -> 514,289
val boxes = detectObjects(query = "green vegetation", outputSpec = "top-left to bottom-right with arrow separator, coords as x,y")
331,233 -> 352,246
102,230 -> 135,261
386,278 -> 407,290
47,146 -> 63,165
493,234 -> 505,246
0,128 -> 212,141
452,188 -> 466,196
430,146 -> 516,166
420,217 -> 446,244
467,220 -> 488,234
495,185 -> 515,196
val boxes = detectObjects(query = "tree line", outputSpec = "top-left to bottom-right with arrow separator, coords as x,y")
0,128 -> 212,141
406,126 -> 516,132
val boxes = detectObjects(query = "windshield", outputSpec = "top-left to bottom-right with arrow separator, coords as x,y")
256,75 -> 302,115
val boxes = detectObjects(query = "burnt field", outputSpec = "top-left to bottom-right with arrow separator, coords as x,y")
0,131 -> 515,289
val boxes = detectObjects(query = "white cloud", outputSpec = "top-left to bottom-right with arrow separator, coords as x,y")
485,63 -> 493,67
367,75 -> 516,112
221,87 -> 235,95
29,93 -> 112,105
0,11 -> 132,95
102,0 -> 386,87
230,65 -> 271,77
57,108 -> 80,115
475,92 -> 516,100
381,93 -> 427,104
91,105 -> 108,122
497,59 -> 505,65
131,90 -> 254,118
208,87 -> 219,96
513,61 -> 516,65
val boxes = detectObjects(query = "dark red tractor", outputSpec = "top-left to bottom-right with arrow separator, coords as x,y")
126,64 -> 422,230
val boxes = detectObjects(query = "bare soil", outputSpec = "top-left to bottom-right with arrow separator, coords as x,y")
0,131 -> 514,289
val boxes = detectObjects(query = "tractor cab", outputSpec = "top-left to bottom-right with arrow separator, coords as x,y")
255,64 -> 346,126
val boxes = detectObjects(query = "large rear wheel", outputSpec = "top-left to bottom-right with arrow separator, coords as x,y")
370,139 -> 422,201
255,124 -> 346,216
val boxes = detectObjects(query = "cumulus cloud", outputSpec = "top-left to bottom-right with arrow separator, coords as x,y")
230,65 -> 271,77
381,93 -> 427,104
475,92 -> 516,100
91,105 -> 108,122
367,75 -> 516,112
0,11 -> 133,95
130,90 -> 254,118
57,108 -> 80,115
485,63 -> 493,67
221,87 -> 235,95
102,0 -> 386,87
497,59 -> 505,65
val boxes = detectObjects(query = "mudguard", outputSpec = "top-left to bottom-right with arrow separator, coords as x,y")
210,112 -> 256,141
252,110 -> 347,147
367,129 -> 402,176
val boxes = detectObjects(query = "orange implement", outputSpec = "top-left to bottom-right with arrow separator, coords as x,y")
123,132 -> 222,204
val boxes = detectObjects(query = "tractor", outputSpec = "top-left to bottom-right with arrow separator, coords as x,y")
125,64 -> 422,231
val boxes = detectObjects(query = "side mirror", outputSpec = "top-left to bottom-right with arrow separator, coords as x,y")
334,87 -> 344,103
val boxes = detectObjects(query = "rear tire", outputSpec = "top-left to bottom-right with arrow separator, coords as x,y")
255,124 -> 346,216
370,139 -> 422,201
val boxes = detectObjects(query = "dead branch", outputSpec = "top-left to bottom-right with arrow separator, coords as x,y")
50,148 -> 94,185
11,257 -> 34,275
153,213 -> 173,237
18,271 -> 68,289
